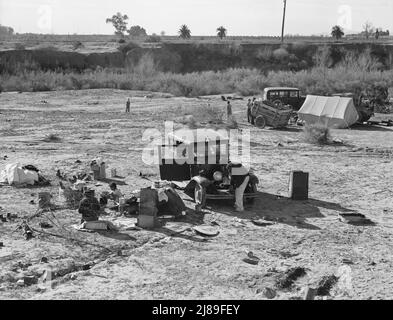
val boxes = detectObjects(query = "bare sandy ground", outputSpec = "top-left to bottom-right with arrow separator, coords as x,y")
0,89 -> 393,300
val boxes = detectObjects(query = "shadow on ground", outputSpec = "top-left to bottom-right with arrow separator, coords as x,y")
351,124 -> 393,132
207,191 -> 358,230
97,231 -> 137,241
269,126 -> 303,133
99,178 -> 127,186
156,208 -> 210,242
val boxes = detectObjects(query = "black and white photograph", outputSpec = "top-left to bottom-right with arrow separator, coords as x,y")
0,0 -> 393,305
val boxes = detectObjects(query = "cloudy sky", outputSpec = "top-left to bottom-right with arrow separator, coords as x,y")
0,0 -> 392,35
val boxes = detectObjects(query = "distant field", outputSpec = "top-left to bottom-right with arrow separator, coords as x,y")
0,34 -> 392,53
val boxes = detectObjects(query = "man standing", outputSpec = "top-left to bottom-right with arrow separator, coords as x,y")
251,97 -> 257,125
227,162 -> 250,212
247,99 -> 252,123
126,98 -> 131,113
227,100 -> 233,119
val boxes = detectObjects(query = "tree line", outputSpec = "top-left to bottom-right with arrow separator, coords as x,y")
0,25 -> 14,36
106,12 -> 227,40
331,21 -> 389,40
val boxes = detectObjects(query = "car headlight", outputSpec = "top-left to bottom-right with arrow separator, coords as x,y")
213,171 -> 223,182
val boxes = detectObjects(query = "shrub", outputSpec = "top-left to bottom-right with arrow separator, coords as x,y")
132,53 -> 157,77
128,25 -> 148,37
181,115 -> 198,129
42,133 -> 62,142
36,45 -> 58,51
1,62 -> 393,98
303,123 -> 331,145
256,47 -> 273,61
14,43 -> 25,50
117,41 -> 140,55
273,47 -> 289,61
200,104 -> 225,124
145,34 -> 161,43
72,41 -> 84,50
118,38 -> 126,44
61,186 -> 83,209
32,82 -> 52,92
339,48 -> 383,72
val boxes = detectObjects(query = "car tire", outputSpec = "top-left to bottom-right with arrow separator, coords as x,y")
273,100 -> 283,108
246,182 -> 258,204
255,116 -> 266,129
194,183 -> 207,210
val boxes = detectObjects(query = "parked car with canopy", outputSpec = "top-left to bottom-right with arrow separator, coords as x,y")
158,129 -> 259,210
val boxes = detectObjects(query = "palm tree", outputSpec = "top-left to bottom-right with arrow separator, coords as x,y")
331,25 -> 344,40
179,25 -> 191,39
217,26 -> 227,40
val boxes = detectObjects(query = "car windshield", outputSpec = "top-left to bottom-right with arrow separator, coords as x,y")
192,142 -> 229,164
289,91 -> 299,97
160,141 -> 229,164
269,91 -> 280,98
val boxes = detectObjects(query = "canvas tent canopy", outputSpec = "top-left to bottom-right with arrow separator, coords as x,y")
298,95 -> 359,129
0,163 -> 39,186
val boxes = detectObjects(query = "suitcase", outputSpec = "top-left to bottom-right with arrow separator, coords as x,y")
289,171 -> 309,200
138,188 -> 159,229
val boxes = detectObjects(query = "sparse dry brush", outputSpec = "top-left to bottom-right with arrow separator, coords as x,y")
201,103 -> 225,124
0,48 -> 393,97
42,133 -> 62,142
1,66 -> 392,98
303,123 -> 331,145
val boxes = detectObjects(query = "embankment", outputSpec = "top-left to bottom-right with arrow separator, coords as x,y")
1,42 -> 393,74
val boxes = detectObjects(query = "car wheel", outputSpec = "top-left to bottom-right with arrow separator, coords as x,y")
255,116 -> 266,129
194,183 -> 206,210
273,100 -> 283,108
246,182 -> 258,204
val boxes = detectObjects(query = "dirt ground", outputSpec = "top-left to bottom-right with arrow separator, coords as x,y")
0,89 -> 393,300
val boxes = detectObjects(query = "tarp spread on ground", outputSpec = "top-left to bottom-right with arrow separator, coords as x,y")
298,95 -> 359,129
0,163 -> 39,186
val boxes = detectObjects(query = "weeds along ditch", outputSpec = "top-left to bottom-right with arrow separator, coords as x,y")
1,44 -> 393,97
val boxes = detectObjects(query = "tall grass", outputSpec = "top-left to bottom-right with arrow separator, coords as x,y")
1,49 -> 393,97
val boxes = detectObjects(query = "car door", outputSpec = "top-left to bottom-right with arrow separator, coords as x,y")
279,90 -> 290,105
158,144 -> 192,181
288,90 -> 300,109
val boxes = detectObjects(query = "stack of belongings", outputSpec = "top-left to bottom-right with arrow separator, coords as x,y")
138,187 -> 159,229
59,180 -> 85,209
153,180 -> 186,216
157,187 -> 186,217
138,181 -> 186,229
77,189 -> 118,232
90,158 -> 106,180
0,163 -> 50,187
